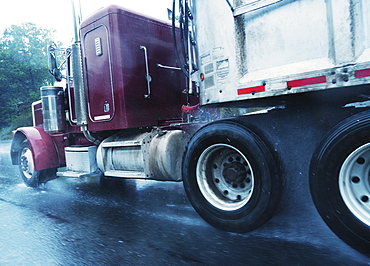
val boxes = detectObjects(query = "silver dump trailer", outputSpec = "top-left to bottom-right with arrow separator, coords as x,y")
180,0 -> 370,254
193,0 -> 370,104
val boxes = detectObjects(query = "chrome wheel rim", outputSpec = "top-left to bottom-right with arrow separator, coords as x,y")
339,143 -> 370,226
20,146 -> 35,180
196,144 -> 254,211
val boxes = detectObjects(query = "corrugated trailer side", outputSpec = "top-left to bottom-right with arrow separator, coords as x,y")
193,0 -> 370,105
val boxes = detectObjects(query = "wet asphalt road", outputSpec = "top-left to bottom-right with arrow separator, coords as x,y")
0,140 -> 369,265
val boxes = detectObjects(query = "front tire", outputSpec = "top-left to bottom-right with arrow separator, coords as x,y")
18,140 -> 57,187
182,121 -> 281,232
310,111 -> 370,254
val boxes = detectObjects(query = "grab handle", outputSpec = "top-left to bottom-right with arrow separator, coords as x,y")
140,45 -> 152,98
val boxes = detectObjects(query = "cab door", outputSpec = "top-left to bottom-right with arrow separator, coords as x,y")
82,25 -> 115,123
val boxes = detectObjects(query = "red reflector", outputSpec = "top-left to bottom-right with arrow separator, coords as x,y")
287,76 -> 326,88
182,104 -> 200,114
237,85 -> 265,95
355,68 -> 370,78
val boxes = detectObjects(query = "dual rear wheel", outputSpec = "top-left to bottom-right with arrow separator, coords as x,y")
183,117 -> 370,255
182,121 -> 281,232
310,111 -> 370,254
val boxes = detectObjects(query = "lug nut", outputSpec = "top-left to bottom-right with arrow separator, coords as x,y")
361,195 -> 369,202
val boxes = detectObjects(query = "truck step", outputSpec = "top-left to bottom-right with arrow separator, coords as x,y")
57,169 -> 102,178
57,170 -> 90,178
104,170 -> 147,179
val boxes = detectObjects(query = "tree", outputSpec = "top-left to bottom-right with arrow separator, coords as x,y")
0,23 -> 56,129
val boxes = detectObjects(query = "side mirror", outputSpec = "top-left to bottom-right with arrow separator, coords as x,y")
47,45 -> 62,82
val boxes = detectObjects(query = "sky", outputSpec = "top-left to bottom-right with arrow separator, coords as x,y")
0,0 -> 173,45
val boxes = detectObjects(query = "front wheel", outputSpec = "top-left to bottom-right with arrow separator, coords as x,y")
310,111 -> 370,255
18,140 -> 57,187
182,121 -> 281,232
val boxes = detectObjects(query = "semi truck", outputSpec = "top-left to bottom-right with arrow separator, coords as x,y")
10,0 -> 370,255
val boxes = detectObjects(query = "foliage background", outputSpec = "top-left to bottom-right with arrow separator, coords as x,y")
0,23 -> 56,139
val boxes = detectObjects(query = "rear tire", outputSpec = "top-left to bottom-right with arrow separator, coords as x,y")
18,140 -> 57,187
310,111 -> 370,255
182,121 -> 281,232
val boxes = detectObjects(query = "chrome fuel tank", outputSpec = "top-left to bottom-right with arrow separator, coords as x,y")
96,129 -> 188,181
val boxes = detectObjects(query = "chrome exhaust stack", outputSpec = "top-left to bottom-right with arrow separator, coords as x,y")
71,0 -> 88,128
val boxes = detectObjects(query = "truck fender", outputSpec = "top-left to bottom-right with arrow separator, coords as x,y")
11,127 -> 60,171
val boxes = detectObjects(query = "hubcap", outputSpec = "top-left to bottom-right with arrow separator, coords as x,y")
196,144 -> 254,211
20,147 -> 35,180
339,143 -> 370,226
